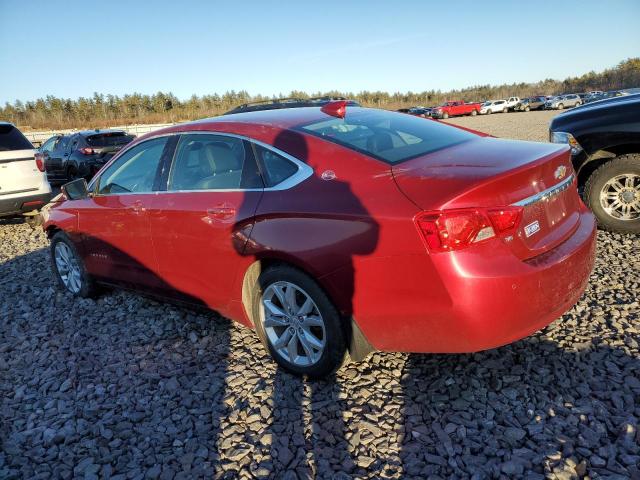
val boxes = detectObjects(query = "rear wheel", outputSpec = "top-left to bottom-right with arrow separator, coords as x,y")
251,265 -> 347,378
50,231 -> 96,297
66,165 -> 79,182
584,154 -> 640,234
471,109 -> 477,116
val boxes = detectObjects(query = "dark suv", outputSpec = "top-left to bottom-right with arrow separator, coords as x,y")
550,94 -> 640,233
38,130 -> 134,183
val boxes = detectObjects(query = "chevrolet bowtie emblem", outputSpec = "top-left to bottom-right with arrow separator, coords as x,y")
554,165 -> 567,180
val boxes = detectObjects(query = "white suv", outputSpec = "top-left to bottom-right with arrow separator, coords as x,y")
0,123 -> 52,218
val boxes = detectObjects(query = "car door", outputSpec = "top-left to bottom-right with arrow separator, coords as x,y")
47,135 -> 70,179
38,136 -> 59,177
148,133 -> 264,311
75,135 -> 174,290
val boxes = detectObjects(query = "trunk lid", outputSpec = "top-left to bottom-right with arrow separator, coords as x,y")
0,149 -> 41,195
392,137 -> 580,260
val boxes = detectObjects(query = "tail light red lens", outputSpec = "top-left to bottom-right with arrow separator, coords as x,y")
415,206 -> 523,253
80,147 -> 95,155
34,154 -> 45,172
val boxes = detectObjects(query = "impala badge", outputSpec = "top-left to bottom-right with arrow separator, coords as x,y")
524,220 -> 540,238
554,165 -> 567,180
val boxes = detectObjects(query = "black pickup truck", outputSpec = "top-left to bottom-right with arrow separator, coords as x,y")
550,94 -> 640,234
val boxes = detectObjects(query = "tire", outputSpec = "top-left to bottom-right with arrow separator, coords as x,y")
67,165 -> 79,182
525,106 -> 530,112
503,107 -> 508,113
251,265 -> 347,378
442,112 -> 449,119
487,109 -> 492,115
471,109 -> 477,116
50,231 -> 97,297
584,154 -> 640,234
557,103 -> 564,110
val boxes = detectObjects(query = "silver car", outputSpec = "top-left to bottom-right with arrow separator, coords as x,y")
545,94 -> 582,110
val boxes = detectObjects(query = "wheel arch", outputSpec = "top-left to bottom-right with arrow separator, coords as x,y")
577,145 -> 640,187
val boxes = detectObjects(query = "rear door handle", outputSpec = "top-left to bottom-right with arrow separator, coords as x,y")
206,206 -> 236,220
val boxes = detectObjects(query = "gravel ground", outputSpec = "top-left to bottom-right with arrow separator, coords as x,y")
1,113 -> 640,479
444,110 -> 562,142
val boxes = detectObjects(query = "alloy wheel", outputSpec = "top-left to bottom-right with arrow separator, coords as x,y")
54,242 -> 82,293
260,281 -> 326,367
600,173 -> 640,220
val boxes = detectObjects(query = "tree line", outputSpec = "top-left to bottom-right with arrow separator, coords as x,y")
2,58 -> 638,131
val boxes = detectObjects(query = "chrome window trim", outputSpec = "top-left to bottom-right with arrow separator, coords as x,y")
512,173 -> 575,207
90,130 -> 312,195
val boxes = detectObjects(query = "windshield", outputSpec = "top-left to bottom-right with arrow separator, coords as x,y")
298,108 -> 475,165
86,132 -> 135,147
0,124 -> 33,151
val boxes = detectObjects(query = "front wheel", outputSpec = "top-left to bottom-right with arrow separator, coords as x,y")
487,109 -> 492,115
442,112 -> 449,119
252,265 -> 347,378
525,106 -> 530,112
503,107 -> 508,113
584,154 -> 640,234
50,231 -> 96,297
557,103 -> 564,110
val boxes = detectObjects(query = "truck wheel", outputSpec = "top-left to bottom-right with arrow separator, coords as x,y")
471,109 -> 477,116
442,112 -> 449,119
584,154 -> 640,234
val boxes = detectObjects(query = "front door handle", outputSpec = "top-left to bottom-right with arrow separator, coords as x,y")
130,200 -> 145,214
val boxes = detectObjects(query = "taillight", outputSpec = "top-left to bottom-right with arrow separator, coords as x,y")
34,154 -> 45,172
415,206 -> 523,253
80,147 -> 95,155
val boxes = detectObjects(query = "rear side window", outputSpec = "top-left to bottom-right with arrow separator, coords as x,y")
298,109 -> 474,164
253,145 -> 298,187
86,132 -> 135,147
169,134 -> 247,191
0,124 -> 33,151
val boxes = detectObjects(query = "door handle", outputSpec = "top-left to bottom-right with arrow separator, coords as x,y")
130,200 -> 145,214
206,206 -> 236,220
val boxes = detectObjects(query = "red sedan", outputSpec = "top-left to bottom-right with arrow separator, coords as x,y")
42,101 -> 597,377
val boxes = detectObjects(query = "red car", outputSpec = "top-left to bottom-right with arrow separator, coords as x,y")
42,101 -> 597,378
431,100 -> 482,119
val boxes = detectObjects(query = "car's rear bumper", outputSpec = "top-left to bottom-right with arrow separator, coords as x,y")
345,209 -> 597,353
0,191 -> 53,217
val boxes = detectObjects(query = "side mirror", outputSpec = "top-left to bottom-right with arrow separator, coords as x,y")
61,178 -> 89,200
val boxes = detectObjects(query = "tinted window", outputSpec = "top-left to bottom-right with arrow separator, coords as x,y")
253,145 -> 298,187
86,132 -> 135,147
56,136 -> 70,152
0,124 -> 33,151
169,134 -> 246,190
97,137 -> 168,194
40,136 -> 59,152
298,109 -> 474,164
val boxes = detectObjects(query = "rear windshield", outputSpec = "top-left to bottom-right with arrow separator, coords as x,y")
298,109 -> 475,164
86,132 -> 135,147
0,124 -> 33,151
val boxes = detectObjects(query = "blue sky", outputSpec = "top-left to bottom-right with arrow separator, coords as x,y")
1,0 -> 639,104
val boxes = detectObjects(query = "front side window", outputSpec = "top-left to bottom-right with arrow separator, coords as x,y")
298,109 -> 475,164
40,136 -> 59,152
97,137 -> 168,195
169,134 -> 247,191
253,144 -> 298,187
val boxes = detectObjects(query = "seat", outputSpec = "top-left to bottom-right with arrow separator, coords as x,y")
367,132 -> 394,153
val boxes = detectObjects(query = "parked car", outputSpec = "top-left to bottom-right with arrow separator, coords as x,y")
550,93 -> 640,233
504,97 -> 521,111
42,101 -> 596,377
513,96 -> 546,112
479,100 -> 508,114
431,100 -> 482,119
0,122 -> 52,219
545,94 -> 582,110
396,106 -> 432,117
38,130 -> 135,184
